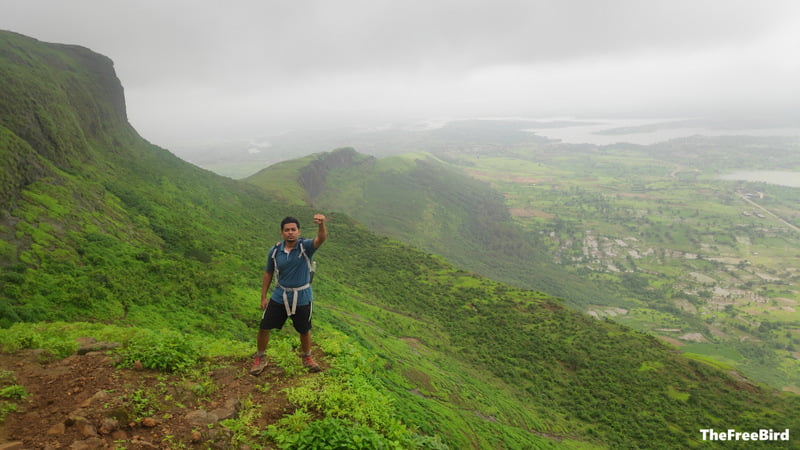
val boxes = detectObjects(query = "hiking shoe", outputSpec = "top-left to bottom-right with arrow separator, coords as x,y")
250,355 -> 267,375
302,355 -> 321,372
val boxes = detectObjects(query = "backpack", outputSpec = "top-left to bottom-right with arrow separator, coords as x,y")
270,240 -> 316,284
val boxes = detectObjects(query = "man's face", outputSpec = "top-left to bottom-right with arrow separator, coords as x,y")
282,223 -> 300,243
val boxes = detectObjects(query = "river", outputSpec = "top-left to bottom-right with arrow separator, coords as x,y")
525,118 -> 800,146
717,171 -> 800,188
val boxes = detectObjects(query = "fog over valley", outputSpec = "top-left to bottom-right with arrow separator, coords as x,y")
3,0 -> 800,151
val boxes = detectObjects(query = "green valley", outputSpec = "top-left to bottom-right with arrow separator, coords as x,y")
1,30 -> 799,448
245,126 -> 800,394
445,136 -> 800,392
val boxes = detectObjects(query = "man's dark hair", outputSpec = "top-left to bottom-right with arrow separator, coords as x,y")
281,216 -> 300,230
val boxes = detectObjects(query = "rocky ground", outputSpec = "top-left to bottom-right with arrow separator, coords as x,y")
0,339 -> 325,449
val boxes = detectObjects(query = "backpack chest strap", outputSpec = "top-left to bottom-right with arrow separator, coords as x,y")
279,283 -> 310,316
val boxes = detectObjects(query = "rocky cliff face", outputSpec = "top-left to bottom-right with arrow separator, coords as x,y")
0,31 -> 131,210
298,147 -> 372,199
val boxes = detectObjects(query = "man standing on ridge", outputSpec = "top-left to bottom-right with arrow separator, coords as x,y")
251,214 -> 327,375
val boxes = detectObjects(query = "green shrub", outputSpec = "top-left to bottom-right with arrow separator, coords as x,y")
269,416 -> 391,450
0,373 -> 28,424
125,388 -> 159,420
267,415 -> 449,450
0,324 -> 43,351
0,323 -> 78,358
0,401 -> 19,423
117,329 -> 201,372
0,385 -> 28,400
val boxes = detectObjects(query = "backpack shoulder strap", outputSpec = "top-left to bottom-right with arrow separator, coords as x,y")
299,240 -> 314,272
271,242 -> 281,280
298,240 -> 315,282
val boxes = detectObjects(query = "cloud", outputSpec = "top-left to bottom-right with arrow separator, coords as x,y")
2,0 -> 800,147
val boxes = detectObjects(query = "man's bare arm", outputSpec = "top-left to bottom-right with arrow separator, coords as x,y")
313,214 -> 327,248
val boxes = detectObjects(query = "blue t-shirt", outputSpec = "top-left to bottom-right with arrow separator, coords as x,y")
265,238 -> 317,306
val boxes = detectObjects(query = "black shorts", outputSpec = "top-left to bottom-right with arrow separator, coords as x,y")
259,300 -> 313,334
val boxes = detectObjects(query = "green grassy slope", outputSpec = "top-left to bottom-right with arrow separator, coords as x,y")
316,229 -> 800,447
1,31 -> 798,448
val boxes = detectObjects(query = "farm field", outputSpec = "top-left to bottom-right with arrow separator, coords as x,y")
445,136 -> 800,391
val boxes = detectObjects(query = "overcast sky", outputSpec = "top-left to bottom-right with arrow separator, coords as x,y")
3,0 -> 800,149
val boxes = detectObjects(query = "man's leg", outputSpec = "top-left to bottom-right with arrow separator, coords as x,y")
258,328 -> 271,352
299,331 -> 321,372
253,302 -> 284,376
251,328 -> 270,375
299,331 -> 311,354
292,304 -> 321,372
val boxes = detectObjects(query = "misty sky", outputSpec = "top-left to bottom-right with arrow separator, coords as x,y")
3,1 -> 800,149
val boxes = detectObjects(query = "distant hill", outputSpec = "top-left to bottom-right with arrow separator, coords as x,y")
1,30 -> 798,448
246,147 -> 621,309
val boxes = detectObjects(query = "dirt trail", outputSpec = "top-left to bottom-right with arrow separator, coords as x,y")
0,345 -> 324,449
